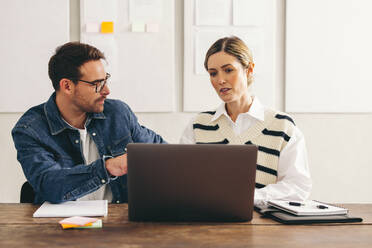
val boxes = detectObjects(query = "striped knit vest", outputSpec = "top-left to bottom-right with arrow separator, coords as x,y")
193,109 -> 296,189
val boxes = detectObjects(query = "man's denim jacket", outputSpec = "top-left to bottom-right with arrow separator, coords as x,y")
12,93 -> 165,204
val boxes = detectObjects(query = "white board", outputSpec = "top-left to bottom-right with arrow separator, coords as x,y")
184,0 -> 276,112
286,0 -> 372,113
80,0 -> 175,112
0,0 -> 69,112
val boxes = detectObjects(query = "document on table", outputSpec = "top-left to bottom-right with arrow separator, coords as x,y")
33,200 -> 108,218
267,200 -> 348,216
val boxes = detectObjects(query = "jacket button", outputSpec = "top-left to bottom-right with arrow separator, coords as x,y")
92,133 -> 96,136
101,179 -> 106,184
75,140 -> 79,144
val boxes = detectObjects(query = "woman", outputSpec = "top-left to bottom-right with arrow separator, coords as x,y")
180,36 -> 312,205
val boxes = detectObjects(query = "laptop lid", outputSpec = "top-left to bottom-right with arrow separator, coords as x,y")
127,144 -> 257,222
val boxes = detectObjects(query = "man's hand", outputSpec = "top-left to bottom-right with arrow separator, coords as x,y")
105,154 -> 128,177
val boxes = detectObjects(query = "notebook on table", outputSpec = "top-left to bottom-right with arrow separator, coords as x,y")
127,143 -> 258,222
255,201 -> 363,224
262,211 -> 363,224
33,200 -> 108,218
267,200 -> 348,216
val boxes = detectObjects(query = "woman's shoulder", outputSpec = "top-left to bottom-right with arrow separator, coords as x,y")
196,110 -> 217,116
194,110 -> 218,124
264,108 -> 296,126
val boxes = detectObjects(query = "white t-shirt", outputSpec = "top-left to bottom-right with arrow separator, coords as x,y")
63,119 -> 113,202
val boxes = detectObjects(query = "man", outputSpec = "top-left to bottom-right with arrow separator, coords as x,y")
12,42 -> 165,204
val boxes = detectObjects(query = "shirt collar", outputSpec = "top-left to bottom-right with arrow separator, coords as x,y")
210,96 -> 265,123
44,92 -> 106,135
210,103 -> 227,122
248,97 -> 265,121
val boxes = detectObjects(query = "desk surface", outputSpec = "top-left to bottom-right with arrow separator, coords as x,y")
0,204 -> 371,247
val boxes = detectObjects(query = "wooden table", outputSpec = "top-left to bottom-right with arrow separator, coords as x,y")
0,204 -> 371,247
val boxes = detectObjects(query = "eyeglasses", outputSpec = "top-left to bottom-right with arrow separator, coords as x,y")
76,73 -> 111,93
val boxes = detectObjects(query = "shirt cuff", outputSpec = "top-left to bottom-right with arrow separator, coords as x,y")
102,155 -> 118,181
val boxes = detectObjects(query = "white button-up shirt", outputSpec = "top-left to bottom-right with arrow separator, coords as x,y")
180,98 -> 312,205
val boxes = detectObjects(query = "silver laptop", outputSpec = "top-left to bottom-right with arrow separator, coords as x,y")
127,143 -> 257,222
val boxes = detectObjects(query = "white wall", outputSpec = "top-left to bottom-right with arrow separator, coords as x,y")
0,0 -> 371,203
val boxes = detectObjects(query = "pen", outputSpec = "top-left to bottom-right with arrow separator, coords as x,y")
317,205 -> 328,209
288,201 -> 304,206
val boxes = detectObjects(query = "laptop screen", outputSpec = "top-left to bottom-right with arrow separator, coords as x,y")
127,143 -> 257,222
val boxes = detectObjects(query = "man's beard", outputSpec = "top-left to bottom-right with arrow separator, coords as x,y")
73,95 -> 105,113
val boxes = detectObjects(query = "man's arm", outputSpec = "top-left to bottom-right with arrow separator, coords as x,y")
12,126 -> 114,204
124,103 -> 167,144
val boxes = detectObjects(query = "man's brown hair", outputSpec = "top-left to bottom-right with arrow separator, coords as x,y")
48,42 -> 105,91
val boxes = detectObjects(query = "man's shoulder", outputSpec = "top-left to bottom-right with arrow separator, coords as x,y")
103,98 -> 131,114
14,103 -> 46,129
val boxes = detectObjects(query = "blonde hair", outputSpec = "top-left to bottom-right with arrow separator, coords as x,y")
204,36 -> 254,86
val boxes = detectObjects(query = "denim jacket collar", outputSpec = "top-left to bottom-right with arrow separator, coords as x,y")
44,92 -> 106,135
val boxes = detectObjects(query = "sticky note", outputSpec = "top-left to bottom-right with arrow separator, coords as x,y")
146,23 -> 159,33
86,22 -> 100,33
59,216 -> 102,229
131,22 -> 145,32
61,223 -> 92,229
77,219 -> 102,229
101,22 -> 114,33
59,216 -> 99,226
61,220 -> 102,229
